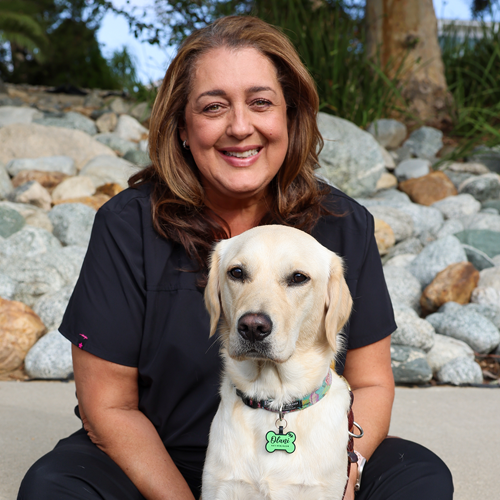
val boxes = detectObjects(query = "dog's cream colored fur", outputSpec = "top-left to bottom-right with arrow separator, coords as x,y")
202,225 -> 353,500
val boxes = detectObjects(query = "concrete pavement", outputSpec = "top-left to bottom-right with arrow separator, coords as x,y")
1,381 -> 499,500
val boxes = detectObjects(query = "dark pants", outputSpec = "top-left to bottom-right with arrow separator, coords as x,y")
18,429 -> 453,499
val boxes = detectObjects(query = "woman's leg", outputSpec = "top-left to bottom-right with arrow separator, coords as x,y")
17,428 -> 145,500
356,438 -> 454,500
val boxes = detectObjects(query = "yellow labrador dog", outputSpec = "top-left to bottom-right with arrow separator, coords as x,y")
203,225 -> 354,500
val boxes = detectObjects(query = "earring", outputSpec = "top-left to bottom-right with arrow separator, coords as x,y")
183,140 -> 190,150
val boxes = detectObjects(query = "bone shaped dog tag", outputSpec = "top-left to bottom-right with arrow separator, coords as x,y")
265,430 -> 296,453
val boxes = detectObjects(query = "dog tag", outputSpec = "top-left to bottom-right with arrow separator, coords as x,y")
265,430 -> 296,454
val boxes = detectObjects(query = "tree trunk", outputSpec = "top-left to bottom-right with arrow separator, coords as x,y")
365,0 -> 453,126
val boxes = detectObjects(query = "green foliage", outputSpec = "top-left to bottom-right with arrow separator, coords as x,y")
440,21 -> 500,156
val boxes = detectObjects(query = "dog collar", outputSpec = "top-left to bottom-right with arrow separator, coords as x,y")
236,369 -> 333,414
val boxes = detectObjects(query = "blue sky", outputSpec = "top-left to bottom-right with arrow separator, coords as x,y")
96,0 -> 474,84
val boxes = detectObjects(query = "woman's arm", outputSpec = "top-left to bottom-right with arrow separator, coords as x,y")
341,335 -> 395,499
72,345 -> 196,500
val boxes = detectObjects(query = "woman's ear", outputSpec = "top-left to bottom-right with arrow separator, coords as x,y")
204,244 -> 222,337
325,255 -> 353,353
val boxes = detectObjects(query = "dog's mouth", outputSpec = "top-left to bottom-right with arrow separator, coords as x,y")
229,341 -> 275,362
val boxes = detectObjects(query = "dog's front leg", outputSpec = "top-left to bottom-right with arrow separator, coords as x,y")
202,479 -> 267,500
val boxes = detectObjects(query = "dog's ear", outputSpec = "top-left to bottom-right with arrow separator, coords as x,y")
205,243 -> 222,338
325,255 -> 353,353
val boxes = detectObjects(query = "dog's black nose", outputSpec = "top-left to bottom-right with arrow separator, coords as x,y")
237,313 -> 273,342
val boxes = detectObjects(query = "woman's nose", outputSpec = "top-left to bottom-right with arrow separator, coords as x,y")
226,106 -> 254,139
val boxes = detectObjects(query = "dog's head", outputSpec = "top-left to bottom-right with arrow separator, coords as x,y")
205,225 -> 352,364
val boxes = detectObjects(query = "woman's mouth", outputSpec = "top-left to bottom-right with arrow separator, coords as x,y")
222,148 -> 261,158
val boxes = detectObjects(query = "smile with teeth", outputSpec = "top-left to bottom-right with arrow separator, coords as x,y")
223,148 -> 260,158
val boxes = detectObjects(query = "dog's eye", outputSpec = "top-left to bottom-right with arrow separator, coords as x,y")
290,273 -> 309,284
229,267 -> 244,280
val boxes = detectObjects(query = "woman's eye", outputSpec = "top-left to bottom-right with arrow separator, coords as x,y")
253,99 -> 271,107
204,104 -> 222,112
290,273 -> 309,284
229,267 -> 244,279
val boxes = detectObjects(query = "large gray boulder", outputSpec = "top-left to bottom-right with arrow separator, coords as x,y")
0,273 -> 16,300
403,126 -> 443,159
316,113 -> 385,197
79,155 -> 140,189
48,203 -> 96,247
34,111 -> 97,136
0,106 -> 43,127
33,285 -> 74,332
392,307 -> 435,352
6,156 -> 77,177
366,205 -> 414,242
94,133 -> 137,156
383,267 -> 422,311
436,357 -> 483,385
0,205 -> 25,238
458,173 -> 500,202
432,194 -> 481,220
24,330 -> 73,379
426,334 -> 475,373
427,302 -> 500,354
394,159 -> 431,182
409,235 -> 467,287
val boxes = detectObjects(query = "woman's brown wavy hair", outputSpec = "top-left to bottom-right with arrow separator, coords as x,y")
129,15 -> 331,277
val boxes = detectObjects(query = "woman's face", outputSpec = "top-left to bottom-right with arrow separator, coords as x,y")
180,46 -> 288,206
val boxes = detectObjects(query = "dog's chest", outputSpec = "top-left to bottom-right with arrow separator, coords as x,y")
202,382 -> 350,499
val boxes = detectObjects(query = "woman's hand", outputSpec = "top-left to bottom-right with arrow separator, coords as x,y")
72,345 -> 196,500
343,463 -> 357,500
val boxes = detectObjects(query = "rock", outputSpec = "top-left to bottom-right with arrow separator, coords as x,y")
394,159 -> 431,182
0,123 -> 116,171
123,149 -> 151,167
494,255 -> 500,266
367,119 -> 407,149
0,206 -> 25,238
392,307 -> 435,352
426,334 -> 475,373
6,156 -> 77,177
7,180 -> 52,210
95,182 -> 123,197
79,155 -> 140,189
436,357 -> 483,385
435,219 -> 464,239
471,287 -> 500,309
33,285 -> 74,332
129,102 -> 151,122
34,111 -> 97,136
0,226 -> 61,264
386,237 -> 423,259
383,266 -> 422,311
24,330 -> 73,379
469,146 -> 500,174
454,230 -> 500,258
0,273 -> 16,300
383,253 -> 416,269
316,113 -> 385,197
0,164 -> 13,198
11,170 -> 69,193
94,133 -> 137,156
432,194 -> 481,219
426,306 -> 500,353
464,302 -> 500,329
458,173 -> 500,202
114,114 -> 148,142
391,345 -> 433,384
393,203 -> 444,240
95,112 -> 118,133
445,162 -> 490,175
478,266 -> 500,292
374,218 -> 395,255
398,171 -> 457,206
409,235 -> 467,287
0,106 -> 43,127
51,176 -> 95,202
367,206 -> 414,242
376,172 -> 397,190
83,91 -> 103,109
462,244 -> 495,271
443,170 -> 474,190
461,212 -> 500,232
139,139 -> 148,153
482,199 -> 500,212
403,126 -> 443,159
379,147 -> 396,171
369,188 -> 413,205
48,203 -> 96,247
420,262 -> 479,315
108,97 -> 130,115
52,194 -> 110,211
0,297 -> 46,373
0,201 -> 52,233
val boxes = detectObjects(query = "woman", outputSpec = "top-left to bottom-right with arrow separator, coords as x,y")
18,16 -> 453,500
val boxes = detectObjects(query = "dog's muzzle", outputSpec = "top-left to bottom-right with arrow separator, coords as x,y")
237,312 -> 273,342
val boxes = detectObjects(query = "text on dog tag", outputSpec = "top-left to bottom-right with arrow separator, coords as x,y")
265,430 -> 296,454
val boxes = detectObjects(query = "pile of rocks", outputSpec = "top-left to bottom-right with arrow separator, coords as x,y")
317,114 -> 500,386
1,83 -> 499,387
0,84 -> 150,380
